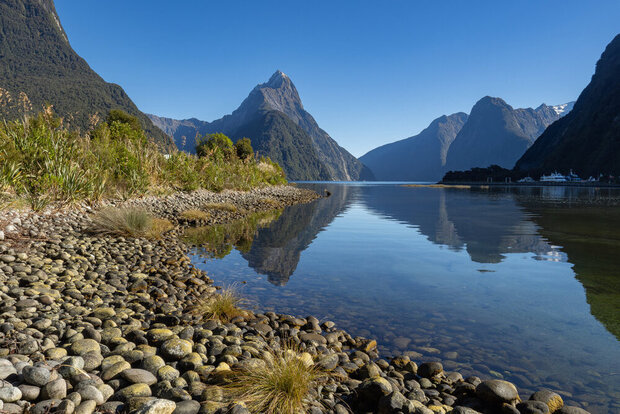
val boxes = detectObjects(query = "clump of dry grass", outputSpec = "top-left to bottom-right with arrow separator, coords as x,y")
190,285 -> 247,322
226,346 -> 320,414
202,202 -> 237,212
179,209 -> 210,221
145,217 -> 174,239
90,207 -> 173,239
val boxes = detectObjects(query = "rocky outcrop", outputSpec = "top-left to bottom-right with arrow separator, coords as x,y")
516,33 -> 620,177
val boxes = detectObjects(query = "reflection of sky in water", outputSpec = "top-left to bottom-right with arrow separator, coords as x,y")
190,184 -> 620,413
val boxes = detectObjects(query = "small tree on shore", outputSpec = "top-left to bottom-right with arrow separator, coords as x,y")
235,137 -> 254,160
196,133 -> 234,159
106,109 -> 142,132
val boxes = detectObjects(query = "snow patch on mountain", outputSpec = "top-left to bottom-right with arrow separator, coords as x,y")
552,101 -> 575,117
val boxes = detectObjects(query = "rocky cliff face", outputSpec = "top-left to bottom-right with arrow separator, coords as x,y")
444,97 -> 564,172
516,34 -> 620,177
360,113 -> 468,182
149,71 -> 373,181
0,0 -> 173,149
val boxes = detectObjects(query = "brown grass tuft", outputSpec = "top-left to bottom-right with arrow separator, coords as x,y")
179,209 -> 210,221
226,346 -> 321,414
90,207 -> 173,239
190,285 -> 247,322
145,217 -> 174,239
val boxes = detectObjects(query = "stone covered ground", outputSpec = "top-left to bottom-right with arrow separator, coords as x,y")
0,186 -> 590,414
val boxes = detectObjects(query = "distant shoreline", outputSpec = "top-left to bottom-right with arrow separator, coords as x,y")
437,181 -> 620,188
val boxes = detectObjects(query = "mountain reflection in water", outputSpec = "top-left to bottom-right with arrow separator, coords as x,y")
190,183 -> 620,413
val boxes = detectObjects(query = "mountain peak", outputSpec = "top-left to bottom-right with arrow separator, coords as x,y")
265,70 -> 289,88
475,96 -> 510,109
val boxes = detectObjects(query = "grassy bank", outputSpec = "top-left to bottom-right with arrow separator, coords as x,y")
0,108 -> 286,210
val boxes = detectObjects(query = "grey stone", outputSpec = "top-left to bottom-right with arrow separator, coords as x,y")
0,383 -> 22,403
0,360 -> 16,380
17,384 -> 41,401
517,400 -> 550,414
160,339 -> 192,361
173,400 -> 200,414
135,398 -> 176,414
23,365 -> 51,386
44,378 -> 67,400
74,400 -> 97,414
31,399 -> 61,414
78,385 -> 104,405
316,354 -> 339,371
418,361 -> 443,378
57,399 -> 76,414
378,390 -> 407,413
121,369 -> 158,386
476,379 -> 520,405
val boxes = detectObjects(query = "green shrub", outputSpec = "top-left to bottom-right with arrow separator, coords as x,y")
0,108 -> 287,209
235,137 -> 254,160
196,132 -> 234,159
106,109 -> 142,132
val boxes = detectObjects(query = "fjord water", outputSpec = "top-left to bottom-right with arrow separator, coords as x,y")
189,183 -> 620,413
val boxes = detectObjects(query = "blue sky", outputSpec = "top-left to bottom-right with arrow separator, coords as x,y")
55,1 -> 620,157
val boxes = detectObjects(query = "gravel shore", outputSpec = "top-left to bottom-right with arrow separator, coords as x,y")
0,185 -> 590,414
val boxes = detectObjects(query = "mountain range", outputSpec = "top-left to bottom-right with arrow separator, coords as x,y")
149,71 -> 373,181
361,97 -> 574,181
516,33 -> 620,177
0,0 -> 173,149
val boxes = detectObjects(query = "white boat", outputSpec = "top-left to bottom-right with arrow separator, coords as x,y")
540,172 -> 567,182
564,169 -> 581,182
518,176 -> 534,183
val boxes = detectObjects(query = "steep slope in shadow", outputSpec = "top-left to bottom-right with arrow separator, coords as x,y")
241,184 -> 358,285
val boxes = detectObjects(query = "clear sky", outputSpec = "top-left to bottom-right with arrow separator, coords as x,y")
55,0 -> 620,157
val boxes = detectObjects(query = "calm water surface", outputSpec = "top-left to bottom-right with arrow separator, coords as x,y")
189,183 -> 620,413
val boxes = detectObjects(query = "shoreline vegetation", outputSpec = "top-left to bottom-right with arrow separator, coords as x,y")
0,109 -> 286,212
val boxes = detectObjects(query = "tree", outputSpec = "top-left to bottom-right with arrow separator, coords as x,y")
235,137 -> 254,160
196,133 -> 234,158
106,109 -> 142,132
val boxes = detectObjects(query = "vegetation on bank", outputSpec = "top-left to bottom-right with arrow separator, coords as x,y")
89,207 -> 173,239
0,109 -> 286,210
226,345 -> 321,414
190,285 -> 248,323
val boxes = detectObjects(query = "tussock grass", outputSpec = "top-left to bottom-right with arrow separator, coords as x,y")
191,285 -> 247,322
226,346 -> 320,414
145,217 -> 174,239
0,109 -> 286,210
202,202 -> 238,212
179,209 -> 210,221
89,207 -> 172,239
